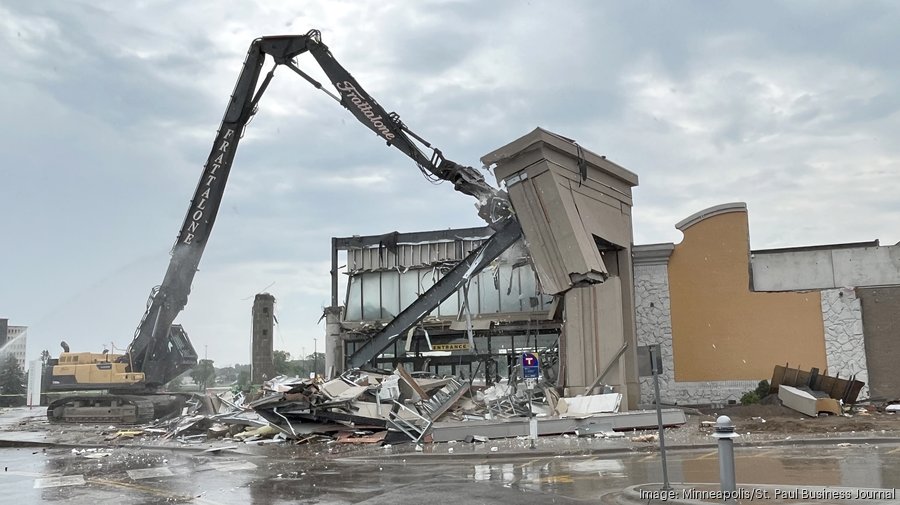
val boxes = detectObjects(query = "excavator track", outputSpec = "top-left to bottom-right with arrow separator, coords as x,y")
47,395 -> 159,424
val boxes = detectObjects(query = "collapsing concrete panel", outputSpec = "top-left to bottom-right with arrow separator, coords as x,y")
482,128 -> 640,409
777,385 -> 841,417
482,128 -> 637,294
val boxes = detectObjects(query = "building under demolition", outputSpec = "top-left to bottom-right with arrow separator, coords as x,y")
321,130 -> 900,408
326,128 -> 644,408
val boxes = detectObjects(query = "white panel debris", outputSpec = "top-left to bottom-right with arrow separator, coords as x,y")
557,393 -> 622,416
33,475 -> 86,489
127,467 -> 175,480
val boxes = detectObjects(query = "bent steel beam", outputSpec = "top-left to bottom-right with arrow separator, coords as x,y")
347,218 -> 523,368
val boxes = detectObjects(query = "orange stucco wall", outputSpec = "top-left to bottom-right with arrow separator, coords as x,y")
668,210 -> 826,381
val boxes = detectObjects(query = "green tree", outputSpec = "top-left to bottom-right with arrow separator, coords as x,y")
274,350 -> 292,376
305,352 -> 326,378
235,370 -> 251,392
190,359 -> 216,391
0,354 -> 26,407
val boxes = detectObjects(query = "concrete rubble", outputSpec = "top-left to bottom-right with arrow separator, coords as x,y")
115,367 -> 682,448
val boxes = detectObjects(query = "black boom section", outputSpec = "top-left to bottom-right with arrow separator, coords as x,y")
126,35 -> 318,383
124,30 -> 512,386
306,40 -> 507,221
347,218 -> 523,368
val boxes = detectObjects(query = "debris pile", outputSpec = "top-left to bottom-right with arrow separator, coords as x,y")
769,364 -> 866,417
114,367 -> 678,448
249,368 -> 471,444
141,391 -> 271,444
770,364 -> 864,404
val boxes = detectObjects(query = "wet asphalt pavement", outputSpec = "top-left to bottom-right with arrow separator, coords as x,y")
3,445 -> 594,505
4,441 -> 900,504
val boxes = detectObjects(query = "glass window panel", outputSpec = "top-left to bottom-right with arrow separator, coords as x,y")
519,267 -> 539,311
345,275 -> 362,321
499,265 -> 520,313
380,271 -> 400,319
399,270 -> 420,312
478,269 -> 500,314
462,276 -> 480,315
437,281 -> 459,318
361,272 -> 381,321
418,269 -> 437,317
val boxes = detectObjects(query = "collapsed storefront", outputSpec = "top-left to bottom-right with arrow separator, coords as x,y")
325,128 -> 643,409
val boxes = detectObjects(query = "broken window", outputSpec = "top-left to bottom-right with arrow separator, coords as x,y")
399,270 -> 419,311
478,270 -> 500,314
345,276 -> 362,321
498,265 -> 520,312
361,271 -> 381,321
437,280 -> 459,318
342,261 -> 551,322
380,270 -> 400,319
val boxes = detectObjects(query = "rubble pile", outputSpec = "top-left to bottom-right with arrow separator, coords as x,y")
122,368 -> 632,448
249,368 -> 472,444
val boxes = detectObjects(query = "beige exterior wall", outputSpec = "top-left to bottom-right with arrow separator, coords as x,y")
668,207 -> 827,381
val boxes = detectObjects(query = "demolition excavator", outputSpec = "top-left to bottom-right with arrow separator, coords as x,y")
45,30 -> 522,424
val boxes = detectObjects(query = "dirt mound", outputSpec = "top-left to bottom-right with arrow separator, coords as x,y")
697,403 -> 900,434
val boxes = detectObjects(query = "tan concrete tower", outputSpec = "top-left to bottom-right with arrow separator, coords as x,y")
251,293 -> 276,384
483,128 -> 641,409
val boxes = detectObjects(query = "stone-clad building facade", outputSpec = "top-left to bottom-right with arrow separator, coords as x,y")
634,202 -> 896,405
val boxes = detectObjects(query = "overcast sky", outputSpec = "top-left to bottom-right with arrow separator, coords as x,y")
2,1 -> 898,367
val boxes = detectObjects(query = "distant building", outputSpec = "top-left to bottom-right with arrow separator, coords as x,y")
0,318 -> 28,371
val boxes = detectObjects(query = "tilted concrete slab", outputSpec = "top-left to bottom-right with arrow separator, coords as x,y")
430,409 -> 686,442
482,128 -> 641,409
482,128 -> 638,295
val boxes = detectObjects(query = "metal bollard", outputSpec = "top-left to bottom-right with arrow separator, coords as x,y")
713,415 -> 739,501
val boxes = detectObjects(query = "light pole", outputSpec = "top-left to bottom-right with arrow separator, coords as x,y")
313,338 -> 318,378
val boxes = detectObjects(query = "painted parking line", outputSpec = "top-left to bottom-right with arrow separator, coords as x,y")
0,470 -> 44,478
516,458 -> 542,469
33,474 -> 85,489
127,467 -> 174,480
886,446 -> 900,454
89,477 -> 217,504
690,450 -> 719,460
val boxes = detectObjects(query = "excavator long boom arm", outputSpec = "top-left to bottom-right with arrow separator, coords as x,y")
126,31 -> 513,384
